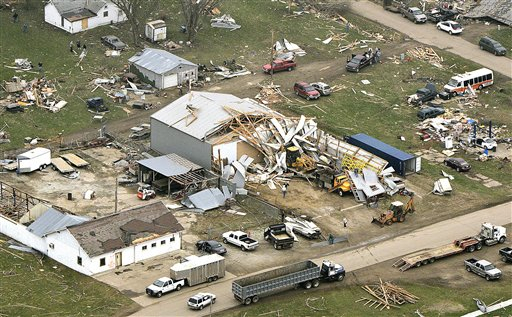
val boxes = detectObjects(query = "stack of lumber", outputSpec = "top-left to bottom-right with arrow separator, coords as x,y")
357,279 -> 419,310
406,47 -> 444,68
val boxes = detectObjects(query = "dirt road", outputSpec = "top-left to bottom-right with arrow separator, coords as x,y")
349,0 -> 512,78
130,201 -> 511,317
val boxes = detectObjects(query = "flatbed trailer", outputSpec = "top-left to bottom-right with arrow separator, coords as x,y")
393,237 -> 482,271
60,153 -> 89,167
51,157 -> 75,174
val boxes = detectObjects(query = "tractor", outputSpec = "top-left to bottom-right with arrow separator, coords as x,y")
372,194 -> 415,226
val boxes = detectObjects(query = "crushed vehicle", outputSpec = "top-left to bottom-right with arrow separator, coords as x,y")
426,7 -> 458,23
222,231 -> 259,251
479,37 -> 507,56
401,7 -> 427,23
146,277 -> 185,297
232,260 -> 345,305
417,106 -> 445,121
346,51 -> 376,73
6,103 -> 25,113
188,293 -> 216,310
444,158 -> 471,172
293,82 -> 320,100
408,83 -> 437,105
436,21 -> 463,35
262,59 -> 296,74
311,82 -> 331,96
499,247 -> 512,263
263,224 -> 295,250
170,254 -> 225,286
196,240 -> 227,255
101,35 -> 126,50
472,137 -> 497,152
86,97 -> 108,112
464,258 -> 502,280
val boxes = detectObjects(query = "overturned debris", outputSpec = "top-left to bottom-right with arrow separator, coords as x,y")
358,280 -> 419,310
211,14 -> 241,30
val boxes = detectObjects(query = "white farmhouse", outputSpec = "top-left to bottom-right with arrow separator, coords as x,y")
44,0 -> 127,34
0,201 -> 184,276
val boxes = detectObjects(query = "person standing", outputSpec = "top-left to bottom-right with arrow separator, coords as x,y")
69,41 -> 74,53
22,22 -> 28,33
342,217 -> 348,228
38,62 -> 43,74
12,11 -> 18,23
77,40 -> 81,48
281,183 -> 288,198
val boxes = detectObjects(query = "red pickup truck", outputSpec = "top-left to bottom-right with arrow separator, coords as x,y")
262,59 -> 297,74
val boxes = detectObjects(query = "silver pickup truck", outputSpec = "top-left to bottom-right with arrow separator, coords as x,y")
464,258 -> 502,281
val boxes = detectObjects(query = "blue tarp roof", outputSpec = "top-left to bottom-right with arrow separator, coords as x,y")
349,133 -> 415,161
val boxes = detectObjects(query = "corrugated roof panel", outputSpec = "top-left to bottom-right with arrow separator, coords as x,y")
27,208 -> 89,237
128,49 -> 196,75
151,92 -> 272,140
138,153 -> 201,177
348,133 -> 415,161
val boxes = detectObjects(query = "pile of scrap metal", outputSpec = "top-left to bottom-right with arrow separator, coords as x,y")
210,14 -> 241,30
2,76 -> 67,113
203,60 -> 251,79
274,38 -> 306,56
284,216 -> 321,239
181,186 -> 234,212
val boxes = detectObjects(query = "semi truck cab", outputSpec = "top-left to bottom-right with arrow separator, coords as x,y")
320,260 -> 345,281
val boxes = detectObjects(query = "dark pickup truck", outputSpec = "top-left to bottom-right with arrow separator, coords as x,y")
264,224 -> 294,250
408,83 -> 437,105
500,247 -> 512,263
346,52 -> 376,73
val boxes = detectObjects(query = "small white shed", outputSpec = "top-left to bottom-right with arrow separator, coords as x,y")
145,20 -> 167,42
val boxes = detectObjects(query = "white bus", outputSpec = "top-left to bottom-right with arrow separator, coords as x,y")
443,68 -> 493,96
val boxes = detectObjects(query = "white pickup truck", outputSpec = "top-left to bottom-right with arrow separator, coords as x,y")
464,258 -> 502,281
222,231 -> 259,251
146,277 -> 185,297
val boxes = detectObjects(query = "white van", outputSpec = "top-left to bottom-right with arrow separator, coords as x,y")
443,68 -> 493,97
17,147 -> 51,173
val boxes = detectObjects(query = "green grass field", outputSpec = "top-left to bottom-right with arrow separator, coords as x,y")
0,236 -> 138,316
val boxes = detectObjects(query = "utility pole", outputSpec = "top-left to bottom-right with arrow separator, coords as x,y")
114,178 -> 118,213
270,30 -> 274,84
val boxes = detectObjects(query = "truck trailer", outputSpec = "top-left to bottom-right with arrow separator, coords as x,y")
17,147 -> 51,173
232,260 -> 345,305
170,254 -> 225,287
393,223 -> 507,271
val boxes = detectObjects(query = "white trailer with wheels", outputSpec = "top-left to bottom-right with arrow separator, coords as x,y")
170,254 -> 225,287
17,147 -> 51,173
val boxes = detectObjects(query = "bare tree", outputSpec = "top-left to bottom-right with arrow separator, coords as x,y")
180,0 -> 222,42
110,0 -> 161,45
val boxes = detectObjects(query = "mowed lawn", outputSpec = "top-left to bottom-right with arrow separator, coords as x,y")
0,236 -> 138,316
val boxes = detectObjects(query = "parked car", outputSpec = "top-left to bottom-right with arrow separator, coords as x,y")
262,59 -> 296,74
146,277 -> 185,297
188,293 -> 216,310
417,106 -> 445,120
346,53 -> 376,73
444,157 -> 471,172
293,82 -> 320,100
311,82 -> 331,96
436,21 -> 463,35
401,7 -> 427,23
479,37 -> 507,56
101,35 -> 126,50
196,240 -> 227,255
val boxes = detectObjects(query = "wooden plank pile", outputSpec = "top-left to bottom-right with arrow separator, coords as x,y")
357,279 -> 419,310
406,47 -> 444,68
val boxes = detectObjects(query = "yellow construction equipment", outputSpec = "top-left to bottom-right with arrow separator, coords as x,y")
372,194 -> 415,226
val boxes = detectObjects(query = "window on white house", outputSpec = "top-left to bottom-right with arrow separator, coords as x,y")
77,256 -> 82,266
161,240 -> 166,245
100,258 -> 106,267
170,236 -> 175,242
142,245 -> 147,251
151,242 -> 156,248
103,11 -> 108,17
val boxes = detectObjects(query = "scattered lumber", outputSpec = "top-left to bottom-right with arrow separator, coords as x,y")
359,279 -> 419,310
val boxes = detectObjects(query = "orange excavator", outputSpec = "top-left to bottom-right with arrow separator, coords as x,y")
372,194 -> 415,226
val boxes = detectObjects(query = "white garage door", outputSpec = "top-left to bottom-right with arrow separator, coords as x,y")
163,73 -> 178,88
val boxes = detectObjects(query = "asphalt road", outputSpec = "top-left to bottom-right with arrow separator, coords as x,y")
350,0 -> 512,78
131,201 -> 512,317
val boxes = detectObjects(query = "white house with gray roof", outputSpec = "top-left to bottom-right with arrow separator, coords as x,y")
0,201 -> 184,276
150,92 -> 273,169
45,0 -> 126,34
128,49 -> 198,89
